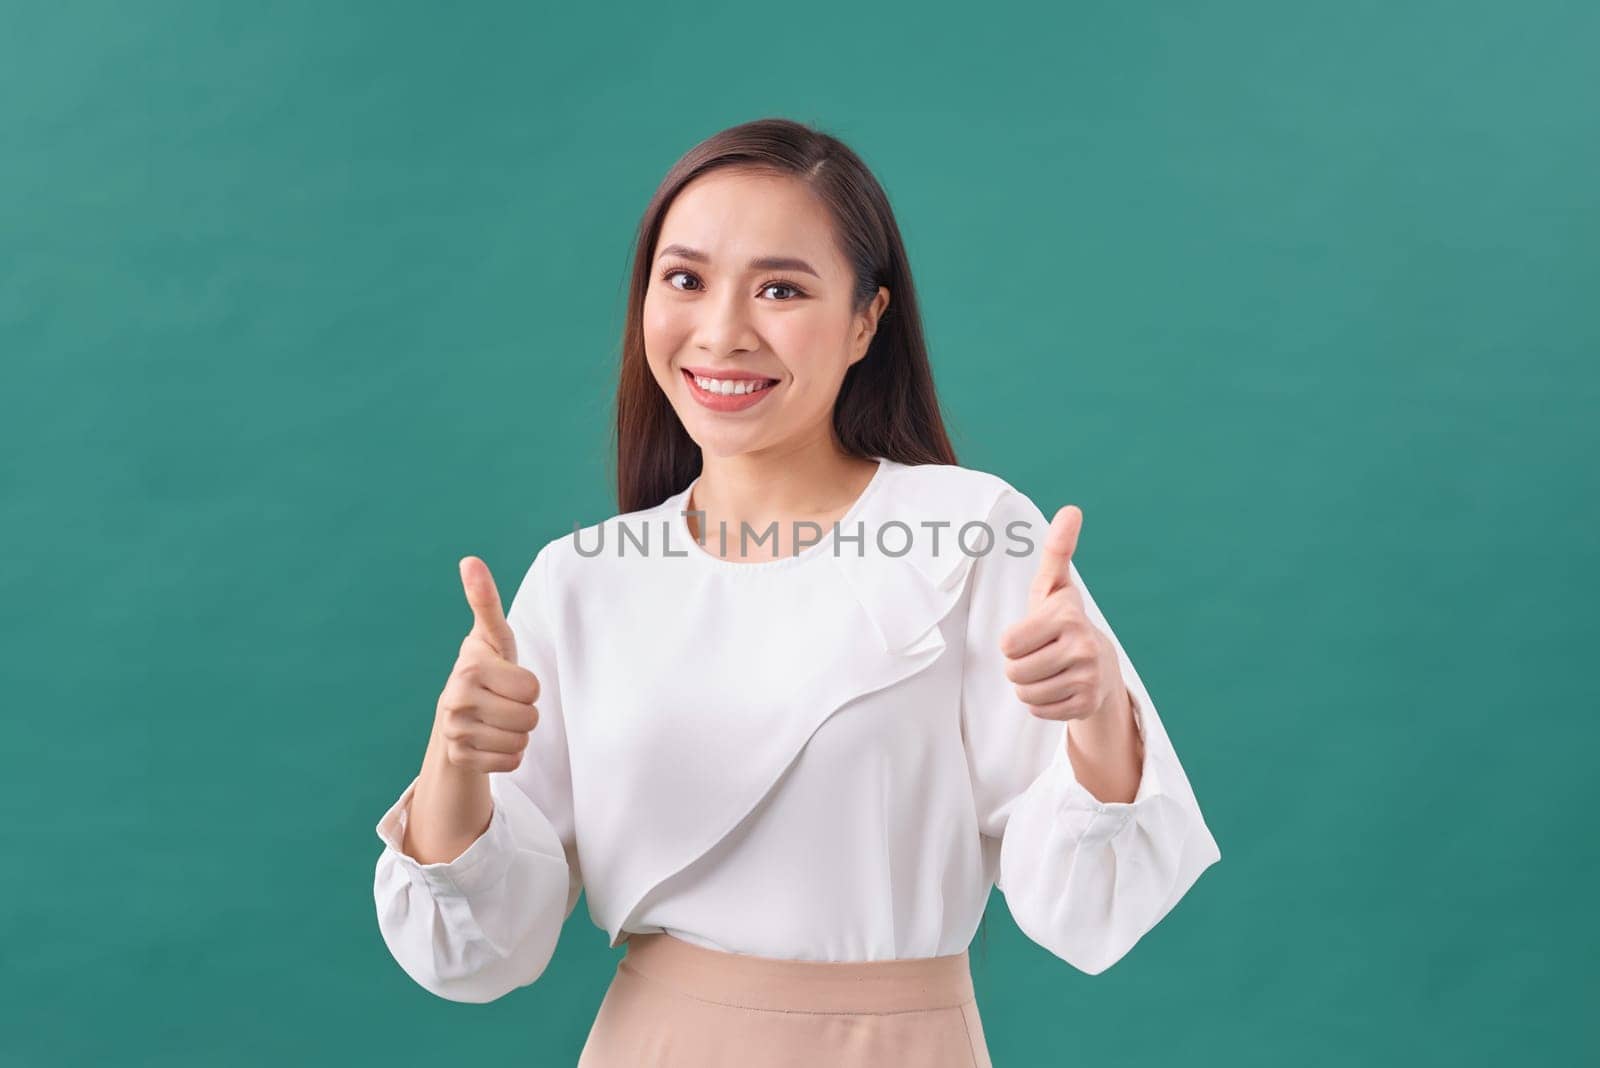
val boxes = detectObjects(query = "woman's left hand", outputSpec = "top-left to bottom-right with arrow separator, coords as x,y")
997,505 -> 1128,725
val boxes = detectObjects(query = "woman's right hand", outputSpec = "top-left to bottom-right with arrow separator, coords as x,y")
432,555 -> 544,775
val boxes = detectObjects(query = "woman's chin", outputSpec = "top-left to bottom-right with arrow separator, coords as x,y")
692,433 -> 769,460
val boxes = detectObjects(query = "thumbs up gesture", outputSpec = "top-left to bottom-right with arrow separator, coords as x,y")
432,556 -> 544,774
997,506 -> 1124,725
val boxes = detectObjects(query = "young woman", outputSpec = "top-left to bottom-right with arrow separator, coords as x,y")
373,117 -> 1222,1066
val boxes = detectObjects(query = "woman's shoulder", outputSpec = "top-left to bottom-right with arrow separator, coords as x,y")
526,491 -> 676,585
889,458 -> 1013,496
879,458 -> 1041,527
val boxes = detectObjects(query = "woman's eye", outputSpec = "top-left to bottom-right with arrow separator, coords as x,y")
661,269 -> 804,301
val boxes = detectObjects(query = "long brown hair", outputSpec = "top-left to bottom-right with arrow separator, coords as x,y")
612,117 -> 958,514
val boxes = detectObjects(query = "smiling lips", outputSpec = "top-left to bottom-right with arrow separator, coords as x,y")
682,368 -> 780,412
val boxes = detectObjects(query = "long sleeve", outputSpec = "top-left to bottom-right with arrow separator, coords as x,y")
959,489 -> 1222,975
372,544 -> 583,1002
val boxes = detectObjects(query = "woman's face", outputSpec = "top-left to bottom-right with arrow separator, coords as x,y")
642,168 -> 889,461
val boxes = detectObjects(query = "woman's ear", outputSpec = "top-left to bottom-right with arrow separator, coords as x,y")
849,286 -> 891,365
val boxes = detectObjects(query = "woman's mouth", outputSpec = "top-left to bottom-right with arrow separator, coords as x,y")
682,368 -> 780,412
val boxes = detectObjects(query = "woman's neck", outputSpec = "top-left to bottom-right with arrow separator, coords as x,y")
686,442 -> 879,559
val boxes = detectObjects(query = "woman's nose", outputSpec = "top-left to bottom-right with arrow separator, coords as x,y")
694,290 -> 760,357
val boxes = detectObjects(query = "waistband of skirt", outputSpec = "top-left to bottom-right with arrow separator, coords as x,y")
617,932 -> 976,1014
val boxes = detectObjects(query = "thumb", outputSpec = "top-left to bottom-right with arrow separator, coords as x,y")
1027,505 -> 1082,612
459,556 -> 517,663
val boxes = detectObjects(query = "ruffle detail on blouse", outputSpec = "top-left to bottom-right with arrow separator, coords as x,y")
827,459 -> 1018,657
587,459 -> 1021,949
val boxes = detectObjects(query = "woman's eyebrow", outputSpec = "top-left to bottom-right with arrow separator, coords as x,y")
656,243 -> 821,279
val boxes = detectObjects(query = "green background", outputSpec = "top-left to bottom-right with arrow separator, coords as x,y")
4,1 -> 1594,1064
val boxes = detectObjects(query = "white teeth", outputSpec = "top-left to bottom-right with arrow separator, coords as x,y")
693,374 -> 773,396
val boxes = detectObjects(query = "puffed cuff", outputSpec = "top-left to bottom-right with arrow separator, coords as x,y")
374,775 -> 515,899
1039,693 -> 1167,845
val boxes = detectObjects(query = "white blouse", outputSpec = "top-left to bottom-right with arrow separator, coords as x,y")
373,457 -> 1222,1003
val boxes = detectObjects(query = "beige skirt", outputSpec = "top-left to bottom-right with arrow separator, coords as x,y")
577,932 -> 993,1067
